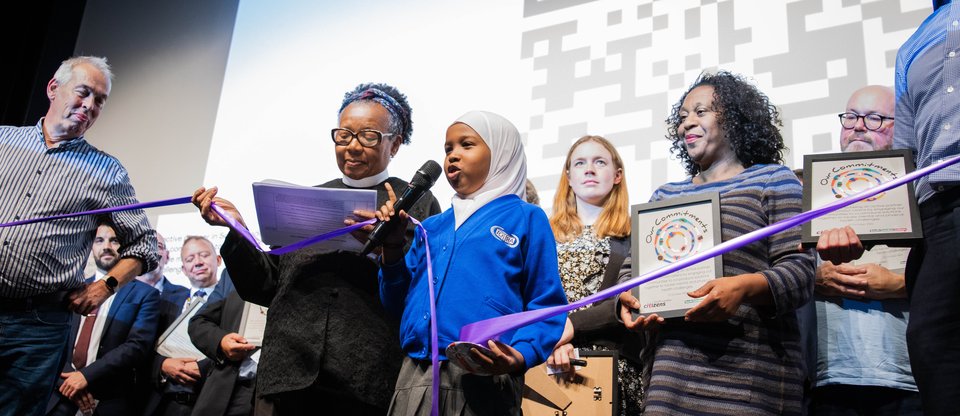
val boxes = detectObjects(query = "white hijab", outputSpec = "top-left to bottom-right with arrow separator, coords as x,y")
450,111 -> 527,229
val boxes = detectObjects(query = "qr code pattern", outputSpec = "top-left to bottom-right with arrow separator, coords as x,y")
520,0 -> 928,207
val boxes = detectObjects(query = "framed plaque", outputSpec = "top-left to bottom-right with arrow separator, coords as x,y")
156,298 -> 206,360
238,302 -> 269,346
801,149 -> 922,248
629,193 -> 723,319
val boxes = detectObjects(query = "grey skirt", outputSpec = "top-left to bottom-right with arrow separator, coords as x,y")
387,356 -> 523,416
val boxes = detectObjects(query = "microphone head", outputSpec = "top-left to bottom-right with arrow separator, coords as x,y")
411,160 -> 442,189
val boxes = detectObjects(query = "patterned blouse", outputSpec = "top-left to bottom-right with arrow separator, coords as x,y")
557,226 -> 610,311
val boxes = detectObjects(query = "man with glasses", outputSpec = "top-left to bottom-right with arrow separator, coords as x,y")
818,2 -> 960,413
812,86 -> 922,415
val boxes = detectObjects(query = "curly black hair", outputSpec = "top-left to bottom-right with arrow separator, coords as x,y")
339,82 -> 414,144
665,71 -> 785,176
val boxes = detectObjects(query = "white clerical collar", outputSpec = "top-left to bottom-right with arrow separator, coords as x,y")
342,170 -> 389,188
575,197 -> 604,227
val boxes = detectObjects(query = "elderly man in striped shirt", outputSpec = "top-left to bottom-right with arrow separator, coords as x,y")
0,56 -> 158,416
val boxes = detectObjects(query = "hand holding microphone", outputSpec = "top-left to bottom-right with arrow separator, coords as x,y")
361,160 -> 442,257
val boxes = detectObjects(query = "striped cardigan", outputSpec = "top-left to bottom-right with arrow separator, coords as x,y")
621,164 -> 814,415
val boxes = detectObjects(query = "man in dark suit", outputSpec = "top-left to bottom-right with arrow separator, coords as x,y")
188,272 -> 257,416
143,236 -> 220,416
134,232 -> 190,409
136,232 -> 190,312
47,219 -> 160,416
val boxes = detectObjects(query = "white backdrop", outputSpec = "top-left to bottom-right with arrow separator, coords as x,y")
152,0 -> 928,287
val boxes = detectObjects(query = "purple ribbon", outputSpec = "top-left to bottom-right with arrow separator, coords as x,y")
0,196 -> 193,228
213,203 -> 441,415
460,154 -> 960,344
407,216 -> 440,416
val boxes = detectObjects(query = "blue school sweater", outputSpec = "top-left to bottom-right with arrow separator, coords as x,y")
379,194 -> 567,369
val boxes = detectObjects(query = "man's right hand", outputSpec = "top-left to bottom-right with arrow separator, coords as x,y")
816,226 -> 865,265
161,357 -> 201,385
219,333 -> 257,362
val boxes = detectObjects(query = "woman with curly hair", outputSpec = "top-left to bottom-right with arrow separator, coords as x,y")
618,71 -> 814,415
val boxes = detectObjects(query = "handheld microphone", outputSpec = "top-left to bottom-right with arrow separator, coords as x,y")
360,160 -> 442,255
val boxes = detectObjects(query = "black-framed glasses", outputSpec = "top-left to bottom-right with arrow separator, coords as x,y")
838,112 -> 894,131
330,128 -> 395,148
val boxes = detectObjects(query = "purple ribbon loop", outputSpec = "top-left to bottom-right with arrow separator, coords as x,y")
407,216 -> 440,416
460,154 -> 960,345
0,196 -> 193,228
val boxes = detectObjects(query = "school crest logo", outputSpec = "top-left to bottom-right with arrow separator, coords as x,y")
490,226 -> 519,248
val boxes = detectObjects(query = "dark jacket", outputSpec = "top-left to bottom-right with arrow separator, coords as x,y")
47,278 -> 160,416
221,176 -> 441,410
188,273 -> 251,416
141,277 -> 212,416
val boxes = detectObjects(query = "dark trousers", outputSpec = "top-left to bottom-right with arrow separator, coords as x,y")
154,393 -> 195,416
904,187 -> 960,416
811,385 -> 922,415
0,299 -> 71,416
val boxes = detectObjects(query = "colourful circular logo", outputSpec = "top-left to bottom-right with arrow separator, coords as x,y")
653,217 -> 704,263
829,167 -> 888,201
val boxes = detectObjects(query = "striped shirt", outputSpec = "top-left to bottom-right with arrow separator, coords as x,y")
620,164 -> 814,415
0,120 -> 158,298
895,1 -> 960,203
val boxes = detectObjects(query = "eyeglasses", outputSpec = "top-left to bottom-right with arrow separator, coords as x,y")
330,128 -> 395,148
838,112 -> 894,131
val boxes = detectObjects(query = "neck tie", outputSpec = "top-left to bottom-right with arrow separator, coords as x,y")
183,290 -> 207,314
72,307 -> 100,370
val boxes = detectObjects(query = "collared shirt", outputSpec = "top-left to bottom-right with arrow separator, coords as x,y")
152,278 -> 164,293
182,286 -> 211,314
0,120 -> 158,298
895,2 -> 960,203
341,169 -> 389,188
75,270 -> 117,370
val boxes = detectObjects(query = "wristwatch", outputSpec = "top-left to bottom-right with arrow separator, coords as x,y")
103,275 -> 118,293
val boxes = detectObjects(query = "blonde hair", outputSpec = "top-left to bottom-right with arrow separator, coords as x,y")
549,136 -> 630,242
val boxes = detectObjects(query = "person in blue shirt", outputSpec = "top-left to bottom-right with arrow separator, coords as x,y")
375,110 -> 567,415
817,2 -> 960,413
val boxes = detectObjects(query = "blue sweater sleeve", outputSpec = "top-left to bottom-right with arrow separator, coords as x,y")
510,208 -> 568,369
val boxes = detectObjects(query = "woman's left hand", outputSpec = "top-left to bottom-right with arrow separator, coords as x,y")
683,274 -> 768,322
471,340 -> 526,375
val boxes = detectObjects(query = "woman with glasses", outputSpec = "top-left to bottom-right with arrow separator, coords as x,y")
191,83 -> 441,415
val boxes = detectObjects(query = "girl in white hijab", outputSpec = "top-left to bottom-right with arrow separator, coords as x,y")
448,111 -> 527,228
376,110 -> 567,415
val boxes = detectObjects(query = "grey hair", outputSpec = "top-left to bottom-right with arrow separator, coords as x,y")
182,235 -> 216,252
53,56 -> 113,89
